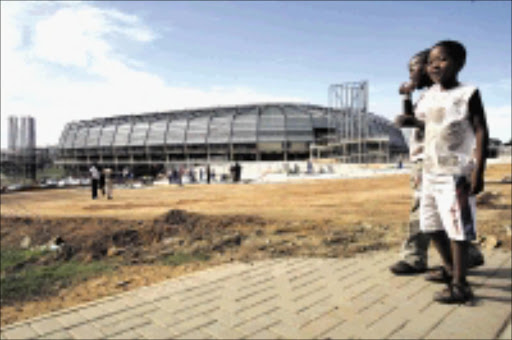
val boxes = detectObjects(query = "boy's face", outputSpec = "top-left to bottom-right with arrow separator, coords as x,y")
427,46 -> 458,85
409,56 -> 425,87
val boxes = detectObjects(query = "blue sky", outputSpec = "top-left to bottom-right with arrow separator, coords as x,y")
1,1 -> 510,147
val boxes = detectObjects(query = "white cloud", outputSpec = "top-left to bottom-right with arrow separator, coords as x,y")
486,105 -> 512,142
480,78 -> 511,95
0,2 -> 302,148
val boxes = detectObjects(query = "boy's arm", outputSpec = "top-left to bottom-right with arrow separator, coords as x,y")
395,85 -> 425,129
468,89 -> 489,195
395,114 -> 424,129
399,82 -> 415,116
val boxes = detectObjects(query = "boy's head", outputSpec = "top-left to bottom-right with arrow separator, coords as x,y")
409,49 -> 433,89
427,40 -> 466,85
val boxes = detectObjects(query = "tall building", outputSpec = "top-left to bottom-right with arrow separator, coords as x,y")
17,116 -> 36,150
5,115 -> 36,180
8,116 -> 18,151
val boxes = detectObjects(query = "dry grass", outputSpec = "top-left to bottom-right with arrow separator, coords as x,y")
0,162 -> 510,326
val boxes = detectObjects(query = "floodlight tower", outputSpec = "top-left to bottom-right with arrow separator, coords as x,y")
328,81 -> 368,163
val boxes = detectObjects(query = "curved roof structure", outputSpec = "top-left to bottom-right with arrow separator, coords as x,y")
57,103 -> 407,174
59,102 -> 406,149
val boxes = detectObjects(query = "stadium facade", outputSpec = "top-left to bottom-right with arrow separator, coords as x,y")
56,103 -> 408,176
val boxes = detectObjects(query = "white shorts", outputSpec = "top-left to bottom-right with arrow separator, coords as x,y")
420,173 -> 477,241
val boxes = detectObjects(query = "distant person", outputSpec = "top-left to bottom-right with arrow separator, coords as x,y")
189,167 -> 196,183
89,164 -> 100,199
99,168 -> 106,197
167,168 -> 173,184
104,168 -> 113,199
234,162 -> 242,182
178,165 -> 185,186
206,164 -> 211,184
172,167 -> 179,184
390,48 -> 483,278
307,160 -> 313,174
230,163 -> 236,182
122,167 -> 129,185
398,40 -> 489,304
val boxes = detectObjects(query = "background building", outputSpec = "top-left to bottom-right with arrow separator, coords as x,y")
8,116 -> 18,151
56,102 -> 408,177
8,115 -> 36,151
3,115 -> 37,180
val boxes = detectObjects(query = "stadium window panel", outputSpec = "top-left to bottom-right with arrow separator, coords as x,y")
73,125 -> 89,148
167,119 -> 187,144
129,121 -> 150,146
62,123 -> 78,148
186,116 -> 209,144
259,107 -> 285,142
146,119 -> 168,146
259,107 -> 285,130
284,107 -> 312,130
86,125 -> 101,148
232,110 -> 257,143
208,113 -> 233,144
99,123 -> 116,147
113,122 -> 132,146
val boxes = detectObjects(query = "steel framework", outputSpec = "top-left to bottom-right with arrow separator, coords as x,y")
311,81 -> 391,163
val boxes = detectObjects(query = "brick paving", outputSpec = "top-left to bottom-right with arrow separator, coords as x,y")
1,249 -> 511,339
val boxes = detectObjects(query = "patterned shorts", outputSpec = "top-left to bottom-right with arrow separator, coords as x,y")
420,173 -> 476,241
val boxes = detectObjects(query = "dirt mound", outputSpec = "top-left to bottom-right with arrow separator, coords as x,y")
0,210 -> 272,264
161,209 -> 267,230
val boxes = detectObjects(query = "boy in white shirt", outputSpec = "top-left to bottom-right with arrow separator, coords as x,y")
391,49 -> 484,275
413,40 -> 489,303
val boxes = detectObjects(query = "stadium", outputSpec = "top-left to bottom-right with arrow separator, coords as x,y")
57,100 -> 408,177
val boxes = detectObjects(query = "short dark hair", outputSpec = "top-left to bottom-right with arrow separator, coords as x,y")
433,40 -> 466,71
412,49 -> 430,65
411,49 -> 434,89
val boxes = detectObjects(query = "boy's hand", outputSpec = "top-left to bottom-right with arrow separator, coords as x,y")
395,114 -> 417,128
470,171 -> 484,195
399,82 -> 416,95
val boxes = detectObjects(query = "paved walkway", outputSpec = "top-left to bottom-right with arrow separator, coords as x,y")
1,249 -> 511,340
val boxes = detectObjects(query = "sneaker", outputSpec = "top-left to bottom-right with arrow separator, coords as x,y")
434,282 -> 474,304
390,260 -> 426,275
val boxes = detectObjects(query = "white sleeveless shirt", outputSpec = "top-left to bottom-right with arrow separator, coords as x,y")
415,83 -> 477,176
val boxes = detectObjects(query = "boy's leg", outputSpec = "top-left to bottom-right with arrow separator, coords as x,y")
432,175 -> 476,303
391,198 -> 431,273
391,161 -> 430,274
429,230 -> 453,274
401,196 -> 431,268
451,240 -> 468,285
419,173 -> 455,273
433,239 -> 473,304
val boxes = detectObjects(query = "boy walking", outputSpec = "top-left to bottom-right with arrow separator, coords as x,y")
390,48 -> 484,275
415,40 -> 489,303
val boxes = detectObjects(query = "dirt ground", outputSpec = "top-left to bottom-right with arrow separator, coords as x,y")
1,162 -> 510,326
